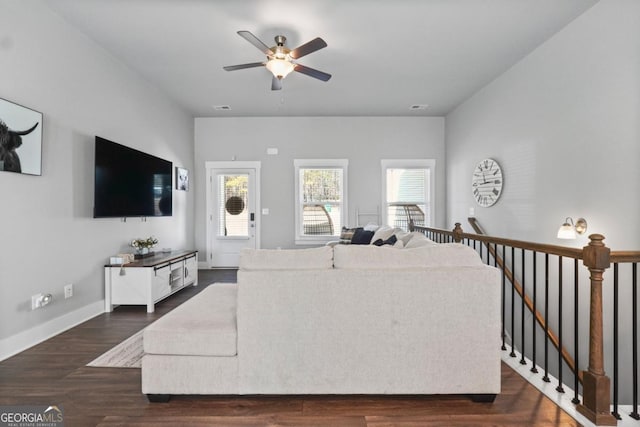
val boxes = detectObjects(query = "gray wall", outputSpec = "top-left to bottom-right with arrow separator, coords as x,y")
446,0 -> 639,250
445,0 -> 640,402
0,3 -> 194,356
195,117 -> 445,253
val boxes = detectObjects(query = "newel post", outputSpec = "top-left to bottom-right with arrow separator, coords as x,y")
453,223 -> 463,243
577,234 -> 617,425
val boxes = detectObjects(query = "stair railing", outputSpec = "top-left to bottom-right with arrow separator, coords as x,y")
409,219 -> 640,425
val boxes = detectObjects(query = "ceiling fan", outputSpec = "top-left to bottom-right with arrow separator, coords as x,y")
223,31 -> 331,91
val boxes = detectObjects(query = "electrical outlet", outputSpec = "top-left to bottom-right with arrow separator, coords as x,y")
64,284 -> 73,299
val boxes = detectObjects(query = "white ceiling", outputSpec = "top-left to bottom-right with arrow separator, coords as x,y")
44,0 -> 598,118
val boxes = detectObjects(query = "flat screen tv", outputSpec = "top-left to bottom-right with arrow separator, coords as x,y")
94,136 -> 172,218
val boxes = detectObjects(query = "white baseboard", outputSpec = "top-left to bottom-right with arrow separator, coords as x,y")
0,300 -> 105,362
502,347 -> 640,427
502,349 -> 593,427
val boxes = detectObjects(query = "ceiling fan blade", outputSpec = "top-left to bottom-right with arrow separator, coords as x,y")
293,64 -> 332,82
223,62 -> 265,71
289,37 -> 327,59
271,77 -> 283,91
237,31 -> 274,56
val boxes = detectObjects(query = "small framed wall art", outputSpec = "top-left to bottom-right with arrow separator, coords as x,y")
0,97 -> 43,176
176,166 -> 189,191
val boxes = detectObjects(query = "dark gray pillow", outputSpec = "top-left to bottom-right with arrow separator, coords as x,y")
372,234 -> 398,246
351,228 -> 374,245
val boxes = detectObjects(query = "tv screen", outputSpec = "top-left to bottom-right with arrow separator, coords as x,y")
94,136 -> 172,218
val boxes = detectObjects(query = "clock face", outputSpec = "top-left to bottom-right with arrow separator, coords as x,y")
472,158 -> 503,207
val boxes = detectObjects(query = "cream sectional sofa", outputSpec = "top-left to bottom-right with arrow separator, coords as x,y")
142,242 -> 502,402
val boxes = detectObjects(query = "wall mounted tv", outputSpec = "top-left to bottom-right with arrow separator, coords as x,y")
94,136 -> 173,218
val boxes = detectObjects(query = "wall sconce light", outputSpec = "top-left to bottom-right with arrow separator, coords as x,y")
557,217 -> 588,239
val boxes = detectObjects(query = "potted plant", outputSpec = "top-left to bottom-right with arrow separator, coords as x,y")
130,236 -> 158,258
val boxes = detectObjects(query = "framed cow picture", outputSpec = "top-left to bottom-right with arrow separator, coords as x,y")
0,97 -> 43,176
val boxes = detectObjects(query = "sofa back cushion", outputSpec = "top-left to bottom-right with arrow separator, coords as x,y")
239,246 -> 333,270
333,243 -> 483,269
404,232 -> 438,249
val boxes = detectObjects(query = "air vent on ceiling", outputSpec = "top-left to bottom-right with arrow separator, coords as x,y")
213,105 -> 231,111
410,104 -> 429,110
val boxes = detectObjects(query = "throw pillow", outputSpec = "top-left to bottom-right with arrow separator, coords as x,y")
369,225 -> 395,244
340,227 -> 360,244
351,228 -> 375,244
372,234 -> 398,246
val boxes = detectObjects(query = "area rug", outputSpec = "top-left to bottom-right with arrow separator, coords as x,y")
87,329 -> 144,368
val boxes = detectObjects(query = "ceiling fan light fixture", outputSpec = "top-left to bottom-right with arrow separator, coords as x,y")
224,31 -> 330,89
266,58 -> 295,79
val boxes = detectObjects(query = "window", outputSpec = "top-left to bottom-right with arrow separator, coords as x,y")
381,159 -> 435,231
294,159 -> 348,245
217,173 -> 248,237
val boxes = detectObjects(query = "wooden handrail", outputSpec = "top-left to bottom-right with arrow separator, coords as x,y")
468,218 -> 640,264
610,251 -> 640,263
466,218 -> 584,259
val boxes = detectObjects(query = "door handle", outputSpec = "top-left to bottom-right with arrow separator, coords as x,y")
250,212 -> 255,221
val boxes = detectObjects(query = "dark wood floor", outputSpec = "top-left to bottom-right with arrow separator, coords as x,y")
0,269 -> 580,426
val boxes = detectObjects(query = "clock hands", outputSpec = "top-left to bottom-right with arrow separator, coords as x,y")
474,177 -> 501,186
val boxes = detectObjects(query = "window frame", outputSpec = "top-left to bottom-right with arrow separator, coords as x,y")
381,159 -> 435,230
294,159 -> 348,245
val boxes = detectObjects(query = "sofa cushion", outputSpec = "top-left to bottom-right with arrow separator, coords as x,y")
333,243 -> 483,269
404,232 -> 438,249
143,283 -> 237,357
395,231 -> 413,245
239,246 -> 333,270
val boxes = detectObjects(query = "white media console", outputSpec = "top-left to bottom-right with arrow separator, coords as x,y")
104,250 -> 198,313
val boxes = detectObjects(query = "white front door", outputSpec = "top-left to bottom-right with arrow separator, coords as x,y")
206,162 -> 260,267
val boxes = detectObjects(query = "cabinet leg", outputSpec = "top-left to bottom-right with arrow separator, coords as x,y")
147,303 -> 155,313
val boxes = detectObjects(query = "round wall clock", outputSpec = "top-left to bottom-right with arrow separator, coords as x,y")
471,158 -> 503,207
